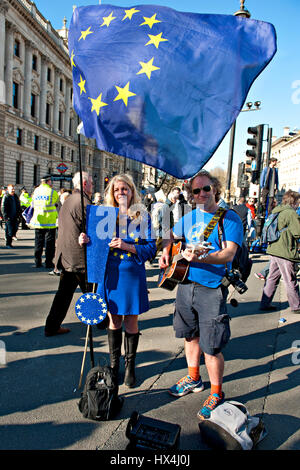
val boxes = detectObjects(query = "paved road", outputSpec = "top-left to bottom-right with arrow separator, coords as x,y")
0,229 -> 300,452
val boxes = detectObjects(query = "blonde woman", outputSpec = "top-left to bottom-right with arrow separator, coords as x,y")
79,174 -> 156,387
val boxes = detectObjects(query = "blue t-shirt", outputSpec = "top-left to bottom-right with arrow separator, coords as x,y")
173,208 -> 243,287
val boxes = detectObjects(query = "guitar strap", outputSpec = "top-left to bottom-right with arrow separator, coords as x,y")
172,207 -> 226,261
199,207 -> 226,241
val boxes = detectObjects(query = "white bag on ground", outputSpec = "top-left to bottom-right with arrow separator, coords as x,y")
199,401 -> 267,450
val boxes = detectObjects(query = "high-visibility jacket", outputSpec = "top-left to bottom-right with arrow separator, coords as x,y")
20,192 -> 32,208
30,183 -> 59,229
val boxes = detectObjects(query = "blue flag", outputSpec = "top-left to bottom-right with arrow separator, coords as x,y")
69,4 -> 276,179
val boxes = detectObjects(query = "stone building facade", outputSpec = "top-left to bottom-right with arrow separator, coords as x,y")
271,127 -> 300,192
0,0 -> 142,196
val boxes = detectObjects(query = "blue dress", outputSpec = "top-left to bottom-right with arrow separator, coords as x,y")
97,213 -> 156,316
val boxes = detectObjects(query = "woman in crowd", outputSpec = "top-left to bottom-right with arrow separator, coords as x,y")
79,174 -> 156,387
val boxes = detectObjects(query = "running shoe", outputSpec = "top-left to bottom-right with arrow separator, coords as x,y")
169,375 -> 204,397
197,392 -> 225,420
254,273 -> 265,280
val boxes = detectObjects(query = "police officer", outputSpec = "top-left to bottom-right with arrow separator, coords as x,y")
19,187 -> 32,229
30,175 -> 59,268
19,187 -> 32,208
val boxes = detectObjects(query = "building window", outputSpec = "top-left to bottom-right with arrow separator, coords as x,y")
32,54 -> 37,71
47,67 -> 51,82
58,111 -> 63,131
16,128 -> 22,146
61,145 -> 64,160
60,78 -> 63,92
33,164 -> 40,186
14,40 -> 20,57
48,140 -> 53,155
68,118 -> 72,136
12,82 -> 19,109
46,103 -> 51,125
71,150 -> 74,162
34,135 -> 39,151
31,94 -> 36,118
16,161 -> 23,184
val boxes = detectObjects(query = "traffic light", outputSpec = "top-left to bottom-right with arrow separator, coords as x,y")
237,162 -> 244,187
246,125 -> 264,184
237,162 -> 249,189
104,176 -> 109,188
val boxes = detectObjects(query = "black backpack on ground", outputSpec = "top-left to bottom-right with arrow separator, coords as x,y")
78,364 -> 123,421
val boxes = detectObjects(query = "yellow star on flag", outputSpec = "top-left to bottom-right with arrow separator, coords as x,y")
145,32 -> 168,49
78,75 -> 86,95
79,26 -> 93,41
137,57 -> 160,79
101,11 -> 116,27
70,50 -> 76,68
88,93 -> 108,115
122,8 -> 140,21
140,13 -> 161,29
114,82 -> 136,106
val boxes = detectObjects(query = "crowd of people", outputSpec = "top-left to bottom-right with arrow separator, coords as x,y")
1,164 -> 299,420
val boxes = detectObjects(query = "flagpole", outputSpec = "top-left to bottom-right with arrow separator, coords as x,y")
225,1 -> 252,204
77,117 -> 95,369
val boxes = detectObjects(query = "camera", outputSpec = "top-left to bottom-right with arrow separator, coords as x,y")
221,269 -> 248,294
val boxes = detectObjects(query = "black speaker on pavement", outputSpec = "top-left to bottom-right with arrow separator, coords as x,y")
126,411 -> 181,450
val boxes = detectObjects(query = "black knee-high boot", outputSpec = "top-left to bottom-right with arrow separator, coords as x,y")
124,331 -> 140,388
107,328 -> 122,378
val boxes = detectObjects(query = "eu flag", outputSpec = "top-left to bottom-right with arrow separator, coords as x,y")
68,4 -> 276,179
75,293 -> 107,325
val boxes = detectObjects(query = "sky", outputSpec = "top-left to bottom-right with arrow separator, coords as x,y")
35,0 -> 300,174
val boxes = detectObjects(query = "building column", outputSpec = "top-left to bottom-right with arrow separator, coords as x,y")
23,40 -> 33,119
39,55 -> 48,127
64,79 -> 71,137
4,21 -> 15,108
53,67 -> 60,132
0,1 -> 8,104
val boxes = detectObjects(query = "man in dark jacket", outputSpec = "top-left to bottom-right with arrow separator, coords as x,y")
260,190 -> 300,313
1,184 -> 21,248
260,157 -> 279,217
232,197 -> 252,237
44,172 -> 94,336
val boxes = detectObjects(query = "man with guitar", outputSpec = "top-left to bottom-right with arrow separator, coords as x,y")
159,170 -> 243,420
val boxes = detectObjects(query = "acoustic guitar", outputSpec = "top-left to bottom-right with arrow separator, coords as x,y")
158,241 -> 189,291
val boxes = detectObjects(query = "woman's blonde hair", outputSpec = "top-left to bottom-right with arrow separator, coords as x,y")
104,173 -> 141,208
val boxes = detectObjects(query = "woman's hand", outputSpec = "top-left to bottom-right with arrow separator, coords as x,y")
79,232 -> 90,246
109,237 -> 128,251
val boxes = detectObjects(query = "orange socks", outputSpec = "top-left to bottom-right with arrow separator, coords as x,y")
188,366 -> 200,381
210,383 -> 222,397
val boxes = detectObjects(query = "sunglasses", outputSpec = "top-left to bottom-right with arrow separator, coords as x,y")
192,185 -> 212,195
